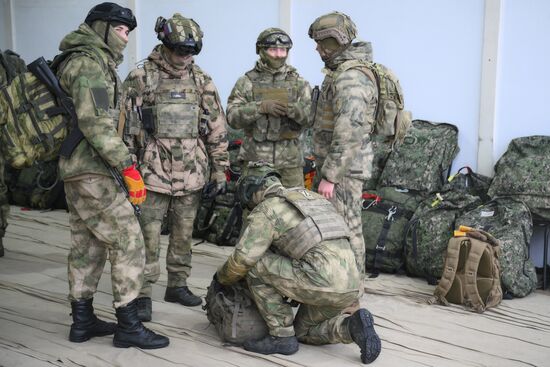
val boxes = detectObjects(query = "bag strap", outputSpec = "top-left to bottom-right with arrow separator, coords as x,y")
463,238 -> 489,312
369,205 -> 398,277
433,236 -> 462,305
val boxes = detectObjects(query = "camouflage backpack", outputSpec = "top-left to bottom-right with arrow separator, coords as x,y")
193,174 -> 243,246
5,159 -> 66,210
0,55 -> 74,169
432,227 -> 503,313
0,49 -> 27,86
488,136 -> 550,221
362,187 -> 424,276
378,120 -> 459,194
333,60 -> 412,143
203,280 -> 268,346
405,191 -> 482,283
455,197 -> 538,298
193,137 -> 243,246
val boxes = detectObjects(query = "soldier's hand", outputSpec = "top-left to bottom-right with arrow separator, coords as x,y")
318,178 -> 335,200
260,99 -> 287,117
216,180 -> 227,196
122,164 -> 146,205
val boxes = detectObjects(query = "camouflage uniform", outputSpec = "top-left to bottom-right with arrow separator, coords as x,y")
312,42 -> 377,273
123,44 -> 229,295
57,23 -> 145,308
217,186 -> 361,344
227,29 -> 312,188
0,50 -> 27,252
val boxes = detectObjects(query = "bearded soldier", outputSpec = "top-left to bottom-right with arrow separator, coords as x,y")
57,2 -> 168,348
212,165 -> 381,364
308,12 -> 377,273
0,49 -> 27,257
227,28 -> 312,188
123,13 -> 229,321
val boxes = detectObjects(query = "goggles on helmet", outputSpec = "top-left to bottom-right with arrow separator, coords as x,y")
259,32 -> 293,48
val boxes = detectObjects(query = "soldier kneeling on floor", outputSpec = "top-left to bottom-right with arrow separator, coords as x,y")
210,164 -> 381,364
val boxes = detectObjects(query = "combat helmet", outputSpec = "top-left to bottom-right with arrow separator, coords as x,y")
155,13 -> 203,55
256,28 -> 293,54
237,163 -> 282,209
308,11 -> 357,46
85,2 -> 137,31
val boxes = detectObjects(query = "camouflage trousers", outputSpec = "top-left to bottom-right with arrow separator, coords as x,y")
0,155 -> 8,238
246,241 -> 360,344
138,190 -> 201,297
242,164 -> 304,188
65,175 -> 145,308
314,174 -> 365,274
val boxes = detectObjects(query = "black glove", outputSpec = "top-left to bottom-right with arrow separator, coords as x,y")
211,273 -> 225,294
202,181 -> 218,200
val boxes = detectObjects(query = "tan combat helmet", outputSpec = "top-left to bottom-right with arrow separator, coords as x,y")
155,13 -> 203,55
308,11 -> 357,46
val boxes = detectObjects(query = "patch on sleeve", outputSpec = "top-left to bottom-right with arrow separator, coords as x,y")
90,87 -> 110,113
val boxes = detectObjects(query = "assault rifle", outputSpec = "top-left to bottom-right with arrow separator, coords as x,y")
28,57 -> 141,216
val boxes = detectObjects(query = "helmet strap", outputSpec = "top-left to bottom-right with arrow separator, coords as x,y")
104,21 -> 110,45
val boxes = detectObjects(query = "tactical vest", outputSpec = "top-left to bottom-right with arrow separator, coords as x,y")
272,188 -> 350,259
313,61 -> 376,162
141,61 -> 201,139
432,227 -> 502,313
245,69 -> 301,142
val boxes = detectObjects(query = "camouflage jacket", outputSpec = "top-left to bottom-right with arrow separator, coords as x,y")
217,186 -> 359,290
57,23 -> 133,180
227,60 -> 312,169
313,42 -> 377,183
123,45 -> 229,195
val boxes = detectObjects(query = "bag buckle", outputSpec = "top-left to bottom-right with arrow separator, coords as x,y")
386,206 -> 397,221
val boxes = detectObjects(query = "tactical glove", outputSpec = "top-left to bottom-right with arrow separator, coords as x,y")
259,100 -> 287,117
122,164 -> 146,205
211,273 -> 225,294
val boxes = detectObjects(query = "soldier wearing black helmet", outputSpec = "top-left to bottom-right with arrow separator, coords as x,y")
122,13 -> 229,320
56,2 -> 168,349
227,28 -> 312,188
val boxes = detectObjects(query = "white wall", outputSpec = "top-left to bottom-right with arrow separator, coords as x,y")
495,0 -> 550,159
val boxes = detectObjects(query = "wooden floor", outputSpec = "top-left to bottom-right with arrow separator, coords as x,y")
1,206 -> 549,367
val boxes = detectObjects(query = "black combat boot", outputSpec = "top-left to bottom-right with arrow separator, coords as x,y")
243,335 -> 299,355
164,286 -> 202,306
346,308 -> 381,364
0,238 -> 4,257
113,299 -> 169,349
69,298 -> 117,342
136,297 -> 152,322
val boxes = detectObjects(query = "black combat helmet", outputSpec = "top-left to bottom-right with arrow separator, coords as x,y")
155,13 -> 203,56
236,164 -> 282,209
85,2 -> 137,31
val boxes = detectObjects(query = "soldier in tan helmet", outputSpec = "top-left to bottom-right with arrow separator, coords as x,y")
226,28 -> 312,188
123,13 -> 229,321
308,12 -> 378,274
